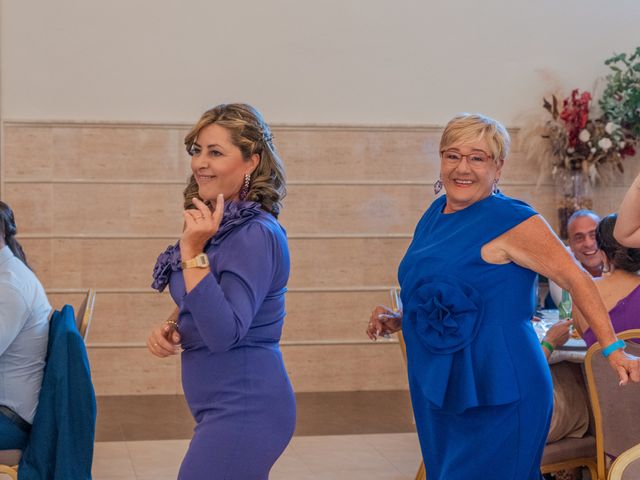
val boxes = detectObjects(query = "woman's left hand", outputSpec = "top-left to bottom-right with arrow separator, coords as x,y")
180,195 -> 225,256
607,349 -> 640,386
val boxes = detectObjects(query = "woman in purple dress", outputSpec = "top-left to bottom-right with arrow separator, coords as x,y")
147,104 -> 295,480
576,213 -> 640,346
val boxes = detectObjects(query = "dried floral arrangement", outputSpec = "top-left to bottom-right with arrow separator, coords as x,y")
525,47 -> 640,186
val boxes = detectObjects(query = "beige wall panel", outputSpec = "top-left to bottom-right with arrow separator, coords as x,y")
289,238 -> 410,288
4,126 -> 55,178
6,182 -> 184,236
4,126 -> 191,181
280,185 -> 428,235
84,293 -> 175,344
283,290 -> 390,341
283,343 -> 408,392
19,238 -> 170,290
592,186 -> 632,216
3,183 -> 54,234
49,127 -> 188,180
88,348 -> 179,396
19,239 -> 53,286
275,129 -> 441,182
88,342 -> 406,395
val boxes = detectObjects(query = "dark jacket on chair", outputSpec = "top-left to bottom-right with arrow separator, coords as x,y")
18,305 -> 96,479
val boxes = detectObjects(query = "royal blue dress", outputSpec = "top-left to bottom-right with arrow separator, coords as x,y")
398,193 -> 553,480
152,201 -> 296,480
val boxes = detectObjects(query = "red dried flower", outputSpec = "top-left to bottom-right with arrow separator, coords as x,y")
559,89 -> 592,147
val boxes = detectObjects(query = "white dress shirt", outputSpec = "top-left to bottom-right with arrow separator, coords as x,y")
0,245 -> 51,423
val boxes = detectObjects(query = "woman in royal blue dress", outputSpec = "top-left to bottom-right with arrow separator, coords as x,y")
147,104 -> 295,479
367,113 -> 640,480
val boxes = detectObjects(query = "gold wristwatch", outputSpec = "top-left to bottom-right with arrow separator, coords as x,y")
181,253 -> 210,270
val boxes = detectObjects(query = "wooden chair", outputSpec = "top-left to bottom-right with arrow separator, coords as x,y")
584,329 -> 640,480
0,291 -> 96,478
76,288 -> 97,341
0,451 -> 19,479
397,331 -> 427,480
540,362 -> 598,479
540,432 -> 598,479
607,443 -> 640,480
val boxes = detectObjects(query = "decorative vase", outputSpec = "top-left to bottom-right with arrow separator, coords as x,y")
554,170 -> 593,240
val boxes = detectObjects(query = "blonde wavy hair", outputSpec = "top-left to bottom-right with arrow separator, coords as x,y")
183,103 -> 286,218
440,113 -> 510,164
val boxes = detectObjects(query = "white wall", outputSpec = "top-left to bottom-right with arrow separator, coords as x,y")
2,0 -> 640,125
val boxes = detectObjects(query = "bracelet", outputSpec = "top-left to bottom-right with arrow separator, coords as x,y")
165,320 -> 179,330
540,340 -> 554,354
602,339 -> 625,358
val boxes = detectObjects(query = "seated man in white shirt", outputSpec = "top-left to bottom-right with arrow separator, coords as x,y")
0,201 -> 51,450
548,209 -> 603,306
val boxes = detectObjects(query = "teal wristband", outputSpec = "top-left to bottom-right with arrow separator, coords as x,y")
540,340 -> 554,354
602,339 -> 625,358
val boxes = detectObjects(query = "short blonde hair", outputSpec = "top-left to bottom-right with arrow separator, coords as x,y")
184,103 -> 286,218
440,113 -> 510,163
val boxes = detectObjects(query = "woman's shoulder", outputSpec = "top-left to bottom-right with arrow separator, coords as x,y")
216,206 -> 287,254
483,192 -> 538,223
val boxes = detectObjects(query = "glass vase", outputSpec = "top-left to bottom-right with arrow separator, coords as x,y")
555,170 -> 593,240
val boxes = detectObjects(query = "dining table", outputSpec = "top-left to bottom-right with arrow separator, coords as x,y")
534,309 -> 588,364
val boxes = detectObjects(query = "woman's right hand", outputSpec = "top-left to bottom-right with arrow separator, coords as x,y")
543,319 -> 573,350
147,323 -> 182,358
366,305 -> 402,341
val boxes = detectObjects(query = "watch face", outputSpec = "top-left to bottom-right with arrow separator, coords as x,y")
195,254 -> 209,267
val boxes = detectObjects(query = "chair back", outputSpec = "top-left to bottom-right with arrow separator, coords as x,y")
585,329 -> 640,480
76,289 -> 96,341
608,443 -> 640,480
18,305 -> 96,478
0,463 -> 18,480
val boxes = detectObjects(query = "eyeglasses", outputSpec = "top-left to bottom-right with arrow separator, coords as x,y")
441,149 -> 493,168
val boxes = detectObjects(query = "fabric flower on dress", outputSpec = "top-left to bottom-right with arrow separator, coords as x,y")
405,275 -> 483,355
151,242 -> 181,292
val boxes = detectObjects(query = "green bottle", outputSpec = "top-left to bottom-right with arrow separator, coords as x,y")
559,289 -> 572,320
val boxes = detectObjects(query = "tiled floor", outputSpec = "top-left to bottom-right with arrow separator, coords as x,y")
89,391 -> 421,479
92,433 -> 423,480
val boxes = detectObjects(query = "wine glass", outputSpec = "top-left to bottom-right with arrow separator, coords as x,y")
390,287 -> 402,314
381,287 -> 402,340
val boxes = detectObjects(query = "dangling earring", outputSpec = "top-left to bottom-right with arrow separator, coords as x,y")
239,173 -> 251,200
492,179 -> 499,194
602,257 -> 612,276
433,179 -> 443,195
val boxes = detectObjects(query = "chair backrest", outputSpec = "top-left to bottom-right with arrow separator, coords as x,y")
75,289 -> 96,341
0,463 -> 18,479
608,443 -> 640,480
585,329 -> 640,480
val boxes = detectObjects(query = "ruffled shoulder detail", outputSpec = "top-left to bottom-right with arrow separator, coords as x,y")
212,201 -> 265,246
150,201 -> 265,292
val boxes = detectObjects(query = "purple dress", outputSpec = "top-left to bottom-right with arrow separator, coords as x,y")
152,201 -> 296,480
582,284 -> 640,348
